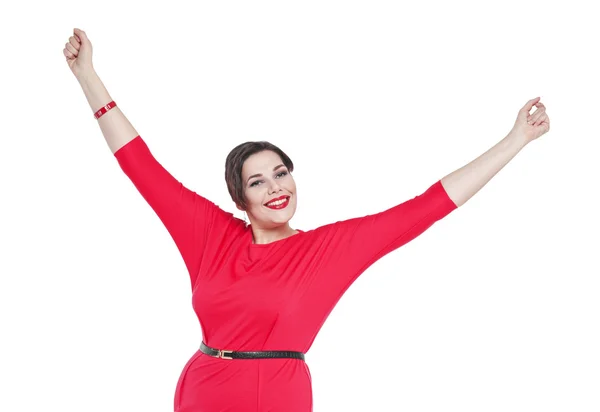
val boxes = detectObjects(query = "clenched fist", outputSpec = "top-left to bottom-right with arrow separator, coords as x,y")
64,28 -> 94,78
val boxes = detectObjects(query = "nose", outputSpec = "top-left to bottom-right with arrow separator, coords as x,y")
268,180 -> 282,195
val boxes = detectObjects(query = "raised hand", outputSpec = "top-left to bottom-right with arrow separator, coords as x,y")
63,28 -> 94,78
510,97 -> 551,144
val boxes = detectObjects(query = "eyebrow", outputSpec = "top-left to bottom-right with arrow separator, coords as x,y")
247,164 -> 286,184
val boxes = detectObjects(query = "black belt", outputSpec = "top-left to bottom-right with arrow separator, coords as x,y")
200,341 -> 305,361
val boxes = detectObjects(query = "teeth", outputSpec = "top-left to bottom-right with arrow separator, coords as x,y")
267,197 -> 288,206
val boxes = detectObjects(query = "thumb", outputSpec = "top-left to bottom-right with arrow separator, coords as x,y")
519,97 -> 541,117
73,28 -> 91,46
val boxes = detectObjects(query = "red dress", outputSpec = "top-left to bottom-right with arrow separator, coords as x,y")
114,136 -> 458,411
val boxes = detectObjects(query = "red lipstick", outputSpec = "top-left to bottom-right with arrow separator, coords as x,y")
264,195 -> 290,210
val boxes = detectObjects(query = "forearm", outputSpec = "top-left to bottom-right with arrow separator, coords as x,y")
440,133 -> 529,208
77,70 -> 139,154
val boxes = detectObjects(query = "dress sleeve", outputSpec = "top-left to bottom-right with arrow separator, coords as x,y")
314,180 -> 458,298
113,135 -> 236,289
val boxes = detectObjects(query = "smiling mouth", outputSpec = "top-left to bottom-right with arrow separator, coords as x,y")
264,196 -> 290,209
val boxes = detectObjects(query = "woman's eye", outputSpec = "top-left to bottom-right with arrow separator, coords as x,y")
249,171 -> 287,187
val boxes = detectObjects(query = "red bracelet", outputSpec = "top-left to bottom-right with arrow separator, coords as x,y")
94,101 -> 117,119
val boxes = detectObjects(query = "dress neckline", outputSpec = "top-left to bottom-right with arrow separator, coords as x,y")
246,227 -> 304,248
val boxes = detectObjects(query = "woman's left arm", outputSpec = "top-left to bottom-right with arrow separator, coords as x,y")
441,97 -> 551,208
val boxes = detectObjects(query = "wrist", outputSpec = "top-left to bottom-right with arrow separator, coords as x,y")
505,131 -> 530,150
76,67 -> 98,85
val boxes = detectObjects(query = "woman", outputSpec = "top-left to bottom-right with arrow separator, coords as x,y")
64,28 -> 550,412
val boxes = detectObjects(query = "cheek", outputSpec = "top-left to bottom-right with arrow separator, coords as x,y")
244,189 -> 264,209
286,177 -> 297,192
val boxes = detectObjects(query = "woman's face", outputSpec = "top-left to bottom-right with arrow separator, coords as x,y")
240,150 -> 297,228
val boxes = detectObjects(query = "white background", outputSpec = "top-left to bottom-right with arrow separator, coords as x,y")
1,1 -> 599,411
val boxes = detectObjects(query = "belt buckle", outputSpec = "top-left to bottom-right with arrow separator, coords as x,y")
218,349 -> 233,360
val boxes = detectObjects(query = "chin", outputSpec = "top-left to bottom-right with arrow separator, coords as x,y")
263,211 -> 295,227
270,214 -> 294,226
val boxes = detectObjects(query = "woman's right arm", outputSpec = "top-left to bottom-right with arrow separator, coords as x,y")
77,69 -> 138,154
65,28 -> 138,154
64,29 -> 240,290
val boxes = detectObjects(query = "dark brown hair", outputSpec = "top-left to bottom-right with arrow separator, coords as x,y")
225,141 -> 294,210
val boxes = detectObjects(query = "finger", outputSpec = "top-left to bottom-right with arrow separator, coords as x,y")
529,107 -> 546,125
538,117 -> 550,132
73,28 -> 89,44
533,113 -> 548,127
520,97 -> 541,116
529,111 -> 543,126
65,42 -> 78,57
63,48 -> 75,59
527,102 -> 546,121
69,35 -> 81,51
